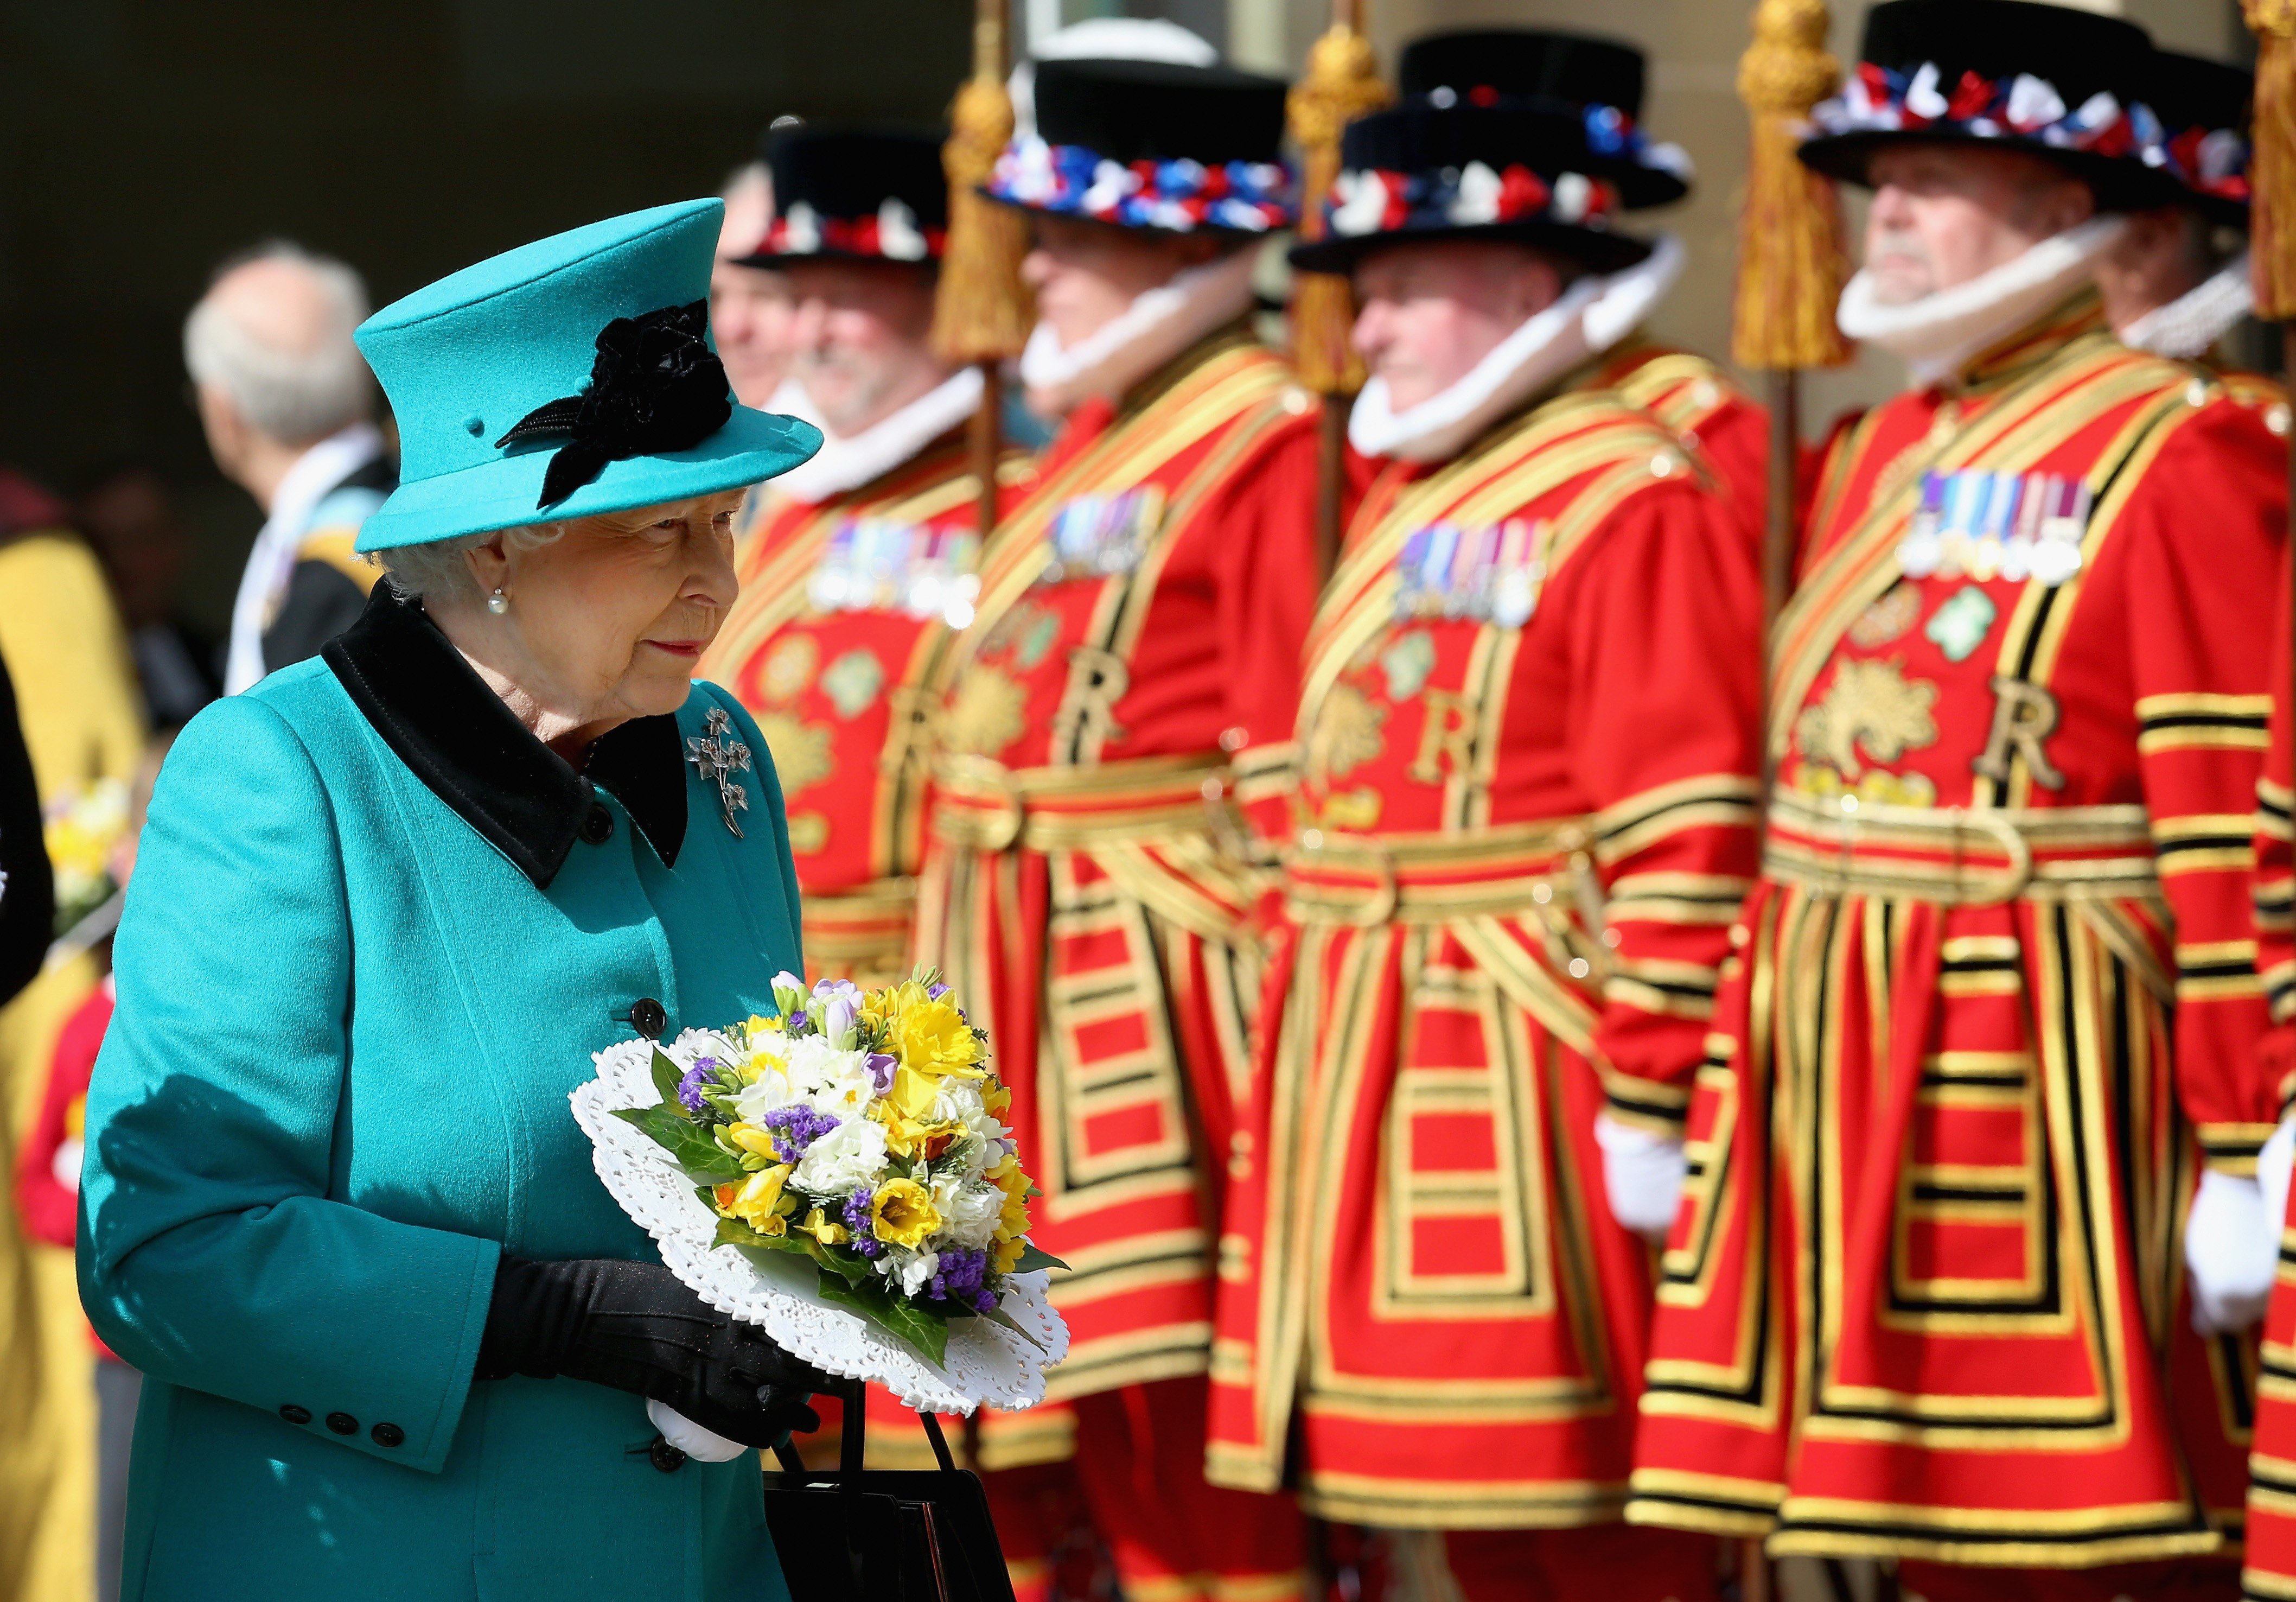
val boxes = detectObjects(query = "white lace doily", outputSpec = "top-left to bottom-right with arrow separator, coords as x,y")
572,1031 -> 1070,1415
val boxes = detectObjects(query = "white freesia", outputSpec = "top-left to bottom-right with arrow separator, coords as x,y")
932,1174 -> 1005,1250
790,1116 -> 890,1195
932,1080 -> 1013,1177
880,1245 -> 940,1298
776,1035 -> 877,1121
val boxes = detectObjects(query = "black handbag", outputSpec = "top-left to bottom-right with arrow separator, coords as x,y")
764,1380 -> 1015,1602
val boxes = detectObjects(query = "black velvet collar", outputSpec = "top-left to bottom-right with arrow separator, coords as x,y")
323,584 -> 686,887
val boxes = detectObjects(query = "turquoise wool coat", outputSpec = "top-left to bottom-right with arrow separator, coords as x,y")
80,592 -> 804,1602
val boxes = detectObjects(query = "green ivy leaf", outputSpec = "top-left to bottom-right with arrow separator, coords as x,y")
613,1104 -> 744,1184
814,1269 -> 949,1367
650,1048 -> 688,1114
1012,1243 -> 1070,1275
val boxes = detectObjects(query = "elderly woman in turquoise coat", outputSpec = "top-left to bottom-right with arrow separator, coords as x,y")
79,200 -> 832,1600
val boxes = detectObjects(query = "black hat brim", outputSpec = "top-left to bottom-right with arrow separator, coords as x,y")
727,246 -> 937,269
978,186 -> 1277,240
1290,218 -> 1654,277
1798,128 -> 2173,215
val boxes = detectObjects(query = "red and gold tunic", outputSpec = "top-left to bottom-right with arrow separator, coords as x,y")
1203,385 -> 1764,1528
700,433 -> 1029,986
2246,535 -> 2296,1598
914,329 -> 1326,1421
1597,341 -> 1769,556
1628,295 -> 2286,1568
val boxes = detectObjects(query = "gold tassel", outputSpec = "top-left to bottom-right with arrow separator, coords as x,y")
1286,20 -> 1392,396
2248,0 -> 2296,320
1732,0 -> 1851,371
932,0 -> 1033,365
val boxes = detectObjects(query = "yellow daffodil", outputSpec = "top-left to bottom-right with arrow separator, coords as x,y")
719,1163 -> 795,1229
798,1207 -> 850,1247
992,1235 -> 1026,1273
725,1122 -> 782,1161
870,1179 -> 943,1249
887,1065 -> 942,1122
859,978 -> 929,1034
891,996 -> 984,1077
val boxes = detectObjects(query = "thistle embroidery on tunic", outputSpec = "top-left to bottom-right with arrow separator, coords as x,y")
1849,582 -> 1920,649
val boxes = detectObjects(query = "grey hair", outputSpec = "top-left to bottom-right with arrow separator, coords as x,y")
184,241 -> 374,445
378,522 -> 565,601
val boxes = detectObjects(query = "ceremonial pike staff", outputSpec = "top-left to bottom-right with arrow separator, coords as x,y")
2248,2 -> 2296,702
932,0 -> 1036,544
1286,0 -> 1392,578
1736,0 -> 1851,815
1731,3 -> 1849,1593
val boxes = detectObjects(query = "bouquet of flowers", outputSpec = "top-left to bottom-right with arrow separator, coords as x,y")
572,970 -> 1069,1412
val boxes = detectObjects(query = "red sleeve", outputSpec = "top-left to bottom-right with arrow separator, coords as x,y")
1208,408 -> 1358,864
2256,545 -> 2295,1107
15,983 -> 112,1248
1556,475 -> 1765,1118
2119,398 -> 2289,1169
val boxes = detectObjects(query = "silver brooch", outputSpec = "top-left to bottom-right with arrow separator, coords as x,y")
685,707 -> 754,838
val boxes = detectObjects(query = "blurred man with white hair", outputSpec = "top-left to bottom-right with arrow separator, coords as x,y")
712,158 -> 795,412
186,242 -> 391,694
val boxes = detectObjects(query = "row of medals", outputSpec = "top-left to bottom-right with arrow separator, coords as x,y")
1897,468 -> 2092,586
1394,517 -> 1547,627
804,488 -> 1166,625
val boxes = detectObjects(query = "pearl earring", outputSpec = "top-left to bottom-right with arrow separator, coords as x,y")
487,588 -> 509,616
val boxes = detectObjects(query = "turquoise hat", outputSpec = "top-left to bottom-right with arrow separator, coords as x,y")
353,199 -> 820,552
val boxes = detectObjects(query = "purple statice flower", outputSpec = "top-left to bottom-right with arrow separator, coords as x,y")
928,982 -> 951,1000
863,1052 -> 898,1096
676,1058 -> 718,1115
759,1103 -> 840,1163
844,1186 -> 884,1257
930,1248 -> 995,1312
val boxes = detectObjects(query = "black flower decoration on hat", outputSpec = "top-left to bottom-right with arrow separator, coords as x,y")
496,300 -> 734,510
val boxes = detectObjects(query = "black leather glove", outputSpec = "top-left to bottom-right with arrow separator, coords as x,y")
475,1256 -> 826,1448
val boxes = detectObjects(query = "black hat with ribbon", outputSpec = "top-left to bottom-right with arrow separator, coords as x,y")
1797,0 -> 2164,209
739,124 -> 951,265
1289,28 -> 1688,276
2119,50 -> 2252,228
982,58 -> 1296,236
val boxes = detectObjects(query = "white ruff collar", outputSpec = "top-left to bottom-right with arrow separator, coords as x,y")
1018,249 -> 1260,418
1349,233 -> 1685,463
1836,217 -> 2127,385
768,365 -> 981,504
2119,250 -> 2253,361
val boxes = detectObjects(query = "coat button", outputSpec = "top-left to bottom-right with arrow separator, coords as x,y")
628,997 -> 667,1039
648,1436 -> 687,1473
326,1413 -> 358,1435
371,1422 -> 405,1448
580,804 -> 615,844
279,1404 -> 311,1426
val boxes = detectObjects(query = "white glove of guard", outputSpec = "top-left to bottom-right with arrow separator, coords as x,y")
2185,1165 -> 2281,1336
648,1397 -> 752,1463
1595,1112 -> 1687,1245
2262,1115 -> 2296,1255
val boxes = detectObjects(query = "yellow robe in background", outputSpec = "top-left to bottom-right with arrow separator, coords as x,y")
0,529 -> 145,1602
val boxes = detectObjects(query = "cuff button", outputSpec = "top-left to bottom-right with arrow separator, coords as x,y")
278,1404 -> 311,1426
371,1422 -> 405,1448
648,1437 -> 687,1473
326,1413 -> 358,1435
